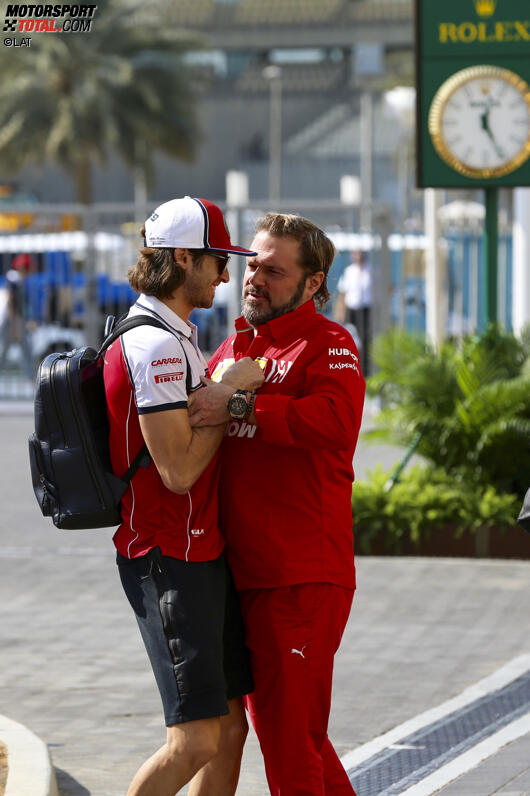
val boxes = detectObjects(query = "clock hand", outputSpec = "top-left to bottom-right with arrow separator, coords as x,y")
487,130 -> 506,160
480,96 -> 494,135
480,103 -> 506,160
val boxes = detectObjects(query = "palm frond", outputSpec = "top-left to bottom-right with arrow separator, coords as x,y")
0,0 -> 199,201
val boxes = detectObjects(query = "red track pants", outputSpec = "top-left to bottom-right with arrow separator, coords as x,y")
239,583 -> 357,796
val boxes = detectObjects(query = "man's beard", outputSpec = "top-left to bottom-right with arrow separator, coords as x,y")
242,276 -> 306,327
183,261 -> 213,309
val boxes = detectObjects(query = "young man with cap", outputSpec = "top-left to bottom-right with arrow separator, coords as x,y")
104,196 -> 264,796
189,212 -> 365,795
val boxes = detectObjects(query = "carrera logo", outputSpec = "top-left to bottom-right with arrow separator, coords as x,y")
154,371 -> 184,383
151,357 -> 182,367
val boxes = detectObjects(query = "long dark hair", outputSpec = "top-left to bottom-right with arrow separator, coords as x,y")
128,225 -> 205,299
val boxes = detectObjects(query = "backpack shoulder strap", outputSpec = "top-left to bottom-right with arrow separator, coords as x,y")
100,313 -> 194,484
121,446 -> 152,485
99,313 -> 193,394
98,314 -> 167,354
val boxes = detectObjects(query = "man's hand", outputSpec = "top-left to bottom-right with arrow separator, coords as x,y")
189,358 -> 264,427
189,379 -> 234,427
221,357 -> 265,390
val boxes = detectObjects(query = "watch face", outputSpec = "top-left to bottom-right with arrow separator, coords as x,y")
229,396 -> 248,417
428,65 -> 530,179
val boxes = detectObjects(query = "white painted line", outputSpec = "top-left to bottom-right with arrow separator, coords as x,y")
398,712 -> 530,795
341,653 -> 530,772
0,714 -> 59,796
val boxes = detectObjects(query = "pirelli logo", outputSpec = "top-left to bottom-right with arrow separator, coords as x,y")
154,372 -> 183,384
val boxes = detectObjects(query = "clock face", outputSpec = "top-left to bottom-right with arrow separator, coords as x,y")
428,66 -> 530,179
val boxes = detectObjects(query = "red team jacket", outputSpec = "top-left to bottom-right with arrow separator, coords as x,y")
209,299 -> 366,591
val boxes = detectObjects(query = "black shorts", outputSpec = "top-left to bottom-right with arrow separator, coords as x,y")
117,548 -> 253,726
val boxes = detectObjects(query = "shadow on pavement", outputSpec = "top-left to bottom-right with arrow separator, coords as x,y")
55,769 -> 91,796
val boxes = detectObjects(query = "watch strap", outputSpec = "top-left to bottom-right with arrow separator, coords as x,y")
246,390 -> 257,421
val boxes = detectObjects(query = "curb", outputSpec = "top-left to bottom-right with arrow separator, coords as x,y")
0,714 -> 58,796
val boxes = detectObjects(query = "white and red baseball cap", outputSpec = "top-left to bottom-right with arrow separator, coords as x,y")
144,196 -> 257,256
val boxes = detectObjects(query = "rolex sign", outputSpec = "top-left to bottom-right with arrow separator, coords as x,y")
416,0 -> 530,187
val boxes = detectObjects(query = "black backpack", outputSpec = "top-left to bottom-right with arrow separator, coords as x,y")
28,314 -> 191,530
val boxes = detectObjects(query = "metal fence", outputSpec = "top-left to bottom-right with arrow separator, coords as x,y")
0,201 -> 514,399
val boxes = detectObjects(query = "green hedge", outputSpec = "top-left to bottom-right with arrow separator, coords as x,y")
353,325 -> 529,553
352,465 -> 520,554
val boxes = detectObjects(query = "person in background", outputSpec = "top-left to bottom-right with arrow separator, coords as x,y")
0,253 -> 36,379
335,249 -> 372,375
190,212 -> 365,796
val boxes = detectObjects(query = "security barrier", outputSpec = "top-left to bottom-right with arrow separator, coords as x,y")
0,201 -> 514,399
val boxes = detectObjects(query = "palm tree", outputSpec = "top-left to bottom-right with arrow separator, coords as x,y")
0,0 -> 201,202
366,325 -> 530,497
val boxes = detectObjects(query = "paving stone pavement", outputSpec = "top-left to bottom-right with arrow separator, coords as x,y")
434,732 -> 530,795
1,412 -> 529,795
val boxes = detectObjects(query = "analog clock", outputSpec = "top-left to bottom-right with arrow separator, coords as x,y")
428,65 -> 530,179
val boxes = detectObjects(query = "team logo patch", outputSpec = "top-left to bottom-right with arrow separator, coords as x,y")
211,358 -> 235,383
154,371 -> 184,383
328,347 -> 359,361
226,421 -> 257,439
212,355 -> 295,386
329,362 -> 359,373
328,347 -> 360,374
259,357 -> 293,384
151,357 -> 182,367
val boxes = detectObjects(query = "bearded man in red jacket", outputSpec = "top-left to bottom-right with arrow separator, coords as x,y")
189,213 -> 365,796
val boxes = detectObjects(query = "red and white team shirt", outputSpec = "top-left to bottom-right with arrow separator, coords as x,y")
209,299 -> 366,591
104,294 -> 224,562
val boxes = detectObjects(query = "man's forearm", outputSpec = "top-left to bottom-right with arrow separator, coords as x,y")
139,409 -> 227,495
156,423 -> 228,494
180,422 -> 228,488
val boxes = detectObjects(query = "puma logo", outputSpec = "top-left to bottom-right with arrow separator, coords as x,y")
290,646 -> 307,659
